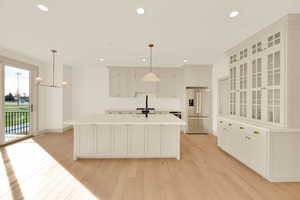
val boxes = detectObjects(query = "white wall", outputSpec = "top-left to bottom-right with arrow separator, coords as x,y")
72,65 -> 182,119
63,65 -> 73,128
211,54 -> 228,135
183,65 -> 212,87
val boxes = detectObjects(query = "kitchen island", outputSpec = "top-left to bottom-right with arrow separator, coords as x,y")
64,114 -> 186,160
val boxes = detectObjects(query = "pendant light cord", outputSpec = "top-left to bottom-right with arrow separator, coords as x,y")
149,44 -> 154,72
51,49 -> 57,87
150,46 -> 152,72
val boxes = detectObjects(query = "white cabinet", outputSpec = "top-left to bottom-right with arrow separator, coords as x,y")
108,67 -> 183,98
226,14 -> 300,128
217,117 -> 300,182
109,68 -> 135,97
161,125 -> 180,157
127,125 -> 145,155
112,125 -> 128,155
229,64 -> 237,116
145,125 -> 161,155
77,125 -> 96,154
217,119 -> 268,178
74,124 -> 181,160
96,125 -> 112,154
134,68 -> 156,94
156,69 -> 181,98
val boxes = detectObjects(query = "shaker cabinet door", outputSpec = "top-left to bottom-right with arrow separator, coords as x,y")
78,126 -> 96,154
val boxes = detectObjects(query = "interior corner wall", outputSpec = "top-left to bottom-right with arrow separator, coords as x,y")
212,54 -> 229,136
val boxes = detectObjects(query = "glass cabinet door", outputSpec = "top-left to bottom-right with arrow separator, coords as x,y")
251,58 -> 262,120
267,50 -> 281,124
266,31 -> 282,124
239,63 -> 248,117
230,65 -> 237,116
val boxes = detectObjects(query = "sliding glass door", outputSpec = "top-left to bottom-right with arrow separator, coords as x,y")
0,59 -> 37,144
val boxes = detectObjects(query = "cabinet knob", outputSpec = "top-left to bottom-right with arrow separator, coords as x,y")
253,131 -> 260,134
220,121 -> 223,124
240,127 -> 244,130
228,123 -> 232,126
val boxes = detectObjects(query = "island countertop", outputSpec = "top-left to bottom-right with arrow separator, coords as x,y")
64,114 -> 186,126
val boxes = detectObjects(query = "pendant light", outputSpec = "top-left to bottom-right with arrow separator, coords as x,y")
142,44 -> 160,82
36,50 -> 68,88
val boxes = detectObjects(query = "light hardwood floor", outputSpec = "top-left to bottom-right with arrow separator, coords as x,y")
1,130 -> 300,200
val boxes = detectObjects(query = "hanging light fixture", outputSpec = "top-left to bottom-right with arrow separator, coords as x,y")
142,44 -> 160,82
36,49 -> 68,88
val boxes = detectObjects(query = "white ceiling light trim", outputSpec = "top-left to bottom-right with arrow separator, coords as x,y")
37,4 -> 49,12
183,59 -> 188,63
142,44 -> 160,82
136,8 -> 145,15
98,58 -> 105,62
229,11 -> 239,18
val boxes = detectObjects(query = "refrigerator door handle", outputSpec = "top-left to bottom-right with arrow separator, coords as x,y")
196,92 -> 202,113
199,92 -> 202,113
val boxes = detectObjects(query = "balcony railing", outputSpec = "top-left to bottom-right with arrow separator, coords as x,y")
5,111 -> 30,135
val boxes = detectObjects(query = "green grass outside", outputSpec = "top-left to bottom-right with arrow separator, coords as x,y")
4,104 -> 30,127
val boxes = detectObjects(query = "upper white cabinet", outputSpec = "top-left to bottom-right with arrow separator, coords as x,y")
134,68 -> 156,94
108,67 -> 183,98
109,67 -> 135,97
156,68 -> 181,98
226,14 -> 300,128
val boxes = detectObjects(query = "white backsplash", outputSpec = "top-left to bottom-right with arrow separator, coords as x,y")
108,94 -> 181,110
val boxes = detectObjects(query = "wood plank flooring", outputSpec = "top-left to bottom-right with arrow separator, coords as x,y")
1,130 -> 300,200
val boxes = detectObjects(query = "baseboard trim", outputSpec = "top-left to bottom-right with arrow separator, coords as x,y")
267,177 -> 300,182
39,125 -> 73,134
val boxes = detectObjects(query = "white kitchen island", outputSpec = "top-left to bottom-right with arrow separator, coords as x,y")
64,114 -> 186,160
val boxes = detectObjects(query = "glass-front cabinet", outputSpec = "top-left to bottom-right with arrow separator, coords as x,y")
229,55 -> 237,116
239,50 -> 248,118
227,30 -> 284,126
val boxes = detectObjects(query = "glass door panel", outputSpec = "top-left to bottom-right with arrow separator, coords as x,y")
4,65 -> 32,143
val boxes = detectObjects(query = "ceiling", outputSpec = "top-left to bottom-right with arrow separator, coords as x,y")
0,0 -> 299,67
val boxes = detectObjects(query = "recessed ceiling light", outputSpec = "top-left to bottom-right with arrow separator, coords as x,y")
142,58 -> 146,62
37,4 -> 49,12
183,59 -> 188,63
98,58 -> 104,62
136,8 -> 145,15
229,11 -> 239,18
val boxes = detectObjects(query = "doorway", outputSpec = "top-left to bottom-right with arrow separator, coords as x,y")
0,60 -> 38,145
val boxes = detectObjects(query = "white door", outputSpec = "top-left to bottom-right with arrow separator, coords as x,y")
0,60 -> 38,144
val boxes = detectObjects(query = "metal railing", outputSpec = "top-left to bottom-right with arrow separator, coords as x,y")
5,111 -> 30,135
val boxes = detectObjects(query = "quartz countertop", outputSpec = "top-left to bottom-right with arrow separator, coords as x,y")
106,109 -> 183,113
64,114 -> 186,125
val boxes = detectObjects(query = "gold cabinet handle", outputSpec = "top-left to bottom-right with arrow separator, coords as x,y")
253,131 -> 260,134
228,123 -> 232,126
220,121 -> 223,124
240,127 -> 244,130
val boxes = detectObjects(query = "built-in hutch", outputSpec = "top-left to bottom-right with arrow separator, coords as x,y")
218,14 -> 300,182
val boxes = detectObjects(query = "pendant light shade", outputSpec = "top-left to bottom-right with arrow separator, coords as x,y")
142,72 -> 161,82
142,44 -> 160,82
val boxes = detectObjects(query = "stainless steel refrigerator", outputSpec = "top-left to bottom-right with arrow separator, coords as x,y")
186,87 -> 211,134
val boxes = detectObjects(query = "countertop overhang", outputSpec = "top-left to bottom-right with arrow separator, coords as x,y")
64,114 -> 186,126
